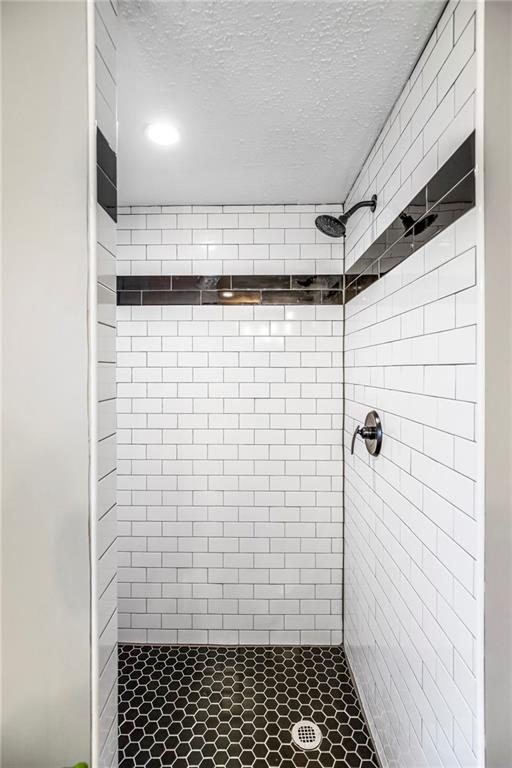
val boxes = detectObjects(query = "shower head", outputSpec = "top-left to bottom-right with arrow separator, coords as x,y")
315,214 -> 347,238
315,194 -> 377,238
399,211 -> 438,237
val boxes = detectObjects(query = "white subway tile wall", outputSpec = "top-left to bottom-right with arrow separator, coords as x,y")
346,134 -> 480,768
95,2 -> 118,766
343,3 -> 481,767
344,1 -> 476,274
95,0 -> 117,151
116,204 -> 344,276
116,303 -> 343,645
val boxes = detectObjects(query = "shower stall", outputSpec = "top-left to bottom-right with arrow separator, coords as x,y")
97,1 -> 496,765
111,2 -> 487,763
2,1 -> 512,768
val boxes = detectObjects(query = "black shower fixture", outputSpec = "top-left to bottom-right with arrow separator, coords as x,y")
399,211 -> 438,237
315,194 -> 377,238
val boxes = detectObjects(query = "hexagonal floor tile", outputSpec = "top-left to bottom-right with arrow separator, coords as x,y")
118,645 -> 379,767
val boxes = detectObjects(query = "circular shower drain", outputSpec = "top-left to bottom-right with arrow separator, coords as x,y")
291,720 -> 323,751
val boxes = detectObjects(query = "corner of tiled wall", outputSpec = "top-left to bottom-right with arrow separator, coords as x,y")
342,2 -> 481,766
344,0 -> 476,273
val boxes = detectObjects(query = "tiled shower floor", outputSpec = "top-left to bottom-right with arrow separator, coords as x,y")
118,644 -> 379,768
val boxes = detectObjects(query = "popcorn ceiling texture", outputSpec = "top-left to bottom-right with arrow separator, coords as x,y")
117,0 -> 444,205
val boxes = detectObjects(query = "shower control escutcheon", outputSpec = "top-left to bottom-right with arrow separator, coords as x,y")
350,410 -> 383,456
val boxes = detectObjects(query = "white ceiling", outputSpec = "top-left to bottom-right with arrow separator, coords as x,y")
117,0 -> 444,206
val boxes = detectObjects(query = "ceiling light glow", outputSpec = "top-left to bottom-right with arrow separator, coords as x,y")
145,122 -> 180,146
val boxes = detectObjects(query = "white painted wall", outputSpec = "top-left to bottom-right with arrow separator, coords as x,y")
482,2 -> 512,765
1,2 -> 119,765
343,2 -> 483,767
1,2 -> 91,766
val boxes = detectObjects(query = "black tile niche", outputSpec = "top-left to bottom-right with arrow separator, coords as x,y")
117,275 -> 344,306
345,131 -> 476,303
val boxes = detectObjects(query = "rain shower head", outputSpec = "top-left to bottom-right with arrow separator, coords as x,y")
315,214 -> 347,238
399,211 -> 438,237
315,195 -> 377,238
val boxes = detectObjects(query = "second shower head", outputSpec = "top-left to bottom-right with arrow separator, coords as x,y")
315,194 -> 377,238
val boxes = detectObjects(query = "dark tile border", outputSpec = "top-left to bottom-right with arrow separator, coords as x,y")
118,276 -> 171,291
97,128 -> 117,187
345,131 -> 476,301
117,275 -> 343,306
97,128 -> 117,223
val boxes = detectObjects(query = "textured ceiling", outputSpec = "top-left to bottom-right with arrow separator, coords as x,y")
117,0 -> 444,205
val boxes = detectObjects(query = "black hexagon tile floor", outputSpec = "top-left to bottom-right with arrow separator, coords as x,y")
118,644 -> 380,768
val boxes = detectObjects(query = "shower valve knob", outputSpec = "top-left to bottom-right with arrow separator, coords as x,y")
350,410 -> 383,457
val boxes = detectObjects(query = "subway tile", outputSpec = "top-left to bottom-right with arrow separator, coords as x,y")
146,214 -> 177,230
238,213 -> 268,228
438,16 -> 475,103
207,213 -> 238,228
232,275 -> 290,290
118,276 -> 170,291
162,229 -> 193,244
97,166 -> 117,223
254,229 -> 285,244
96,128 -> 116,188
117,245 -> 146,261
423,14 -> 454,93
177,214 -> 208,229
192,229 -> 223,245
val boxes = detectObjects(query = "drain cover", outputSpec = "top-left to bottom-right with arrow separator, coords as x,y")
291,721 -> 323,751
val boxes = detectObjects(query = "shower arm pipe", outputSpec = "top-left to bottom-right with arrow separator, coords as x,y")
342,194 -> 377,222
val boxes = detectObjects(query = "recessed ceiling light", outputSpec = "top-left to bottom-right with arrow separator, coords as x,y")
145,122 -> 180,146
222,291 -> 234,298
